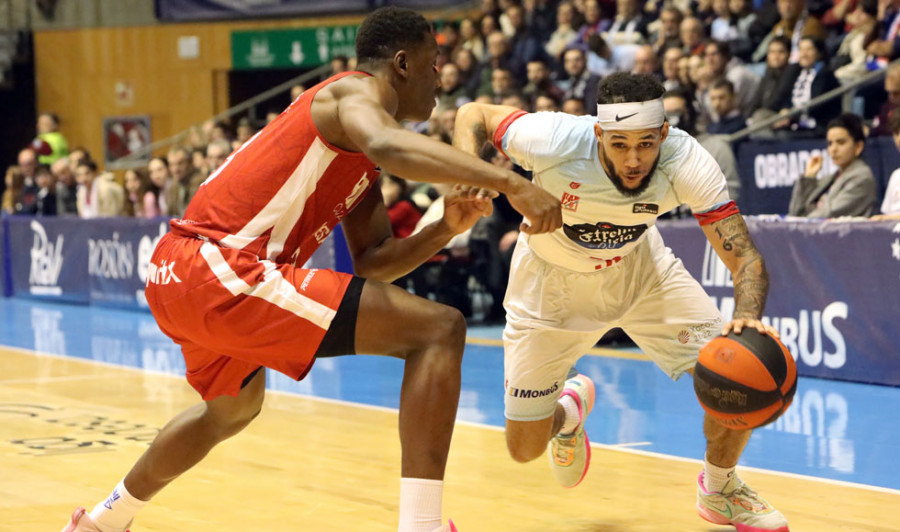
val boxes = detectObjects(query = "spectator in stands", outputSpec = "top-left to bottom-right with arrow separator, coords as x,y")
632,44 -> 660,77
559,47 -> 602,115
453,48 -> 479,90
524,0 -> 557,42
289,84 -> 305,101
788,113 -> 877,217
545,1 -> 580,60
17,147 -> 37,188
748,35 -> 791,118
437,20 -> 460,52
266,110 -> 280,124
562,97 -> 587,114
148,156 -> 177,217
872,62 -> 900,135
677,55 -> 695,92
33,164 -> 57,216
75,159 -> 125,218
664,87 -> 742,200
235,117 -> 255,145
506,3 -> 546,68
124,168 -> 161,218
605,0 -> 649,45
381,173 -> 424,239
67,146 -> 90,169
329,55 -> 349,77
662,45 -> 685,90
535,93 -> 561,111
438,63 -> 472,108
167,145 -> 203,214
2,166 -> 24,214
35,112 -> 69,165
702,40 -> 760,118
470,31 -> 522,97
872,112 -> 900,219
706,78 -> 747,134
52,158 -> 78,216
480,67 -> 518,102
573,0 -> 610,48
758,0 -> 826,63
730,0 -> 757,58
771,36 -> 840,137
191,148 -> 207,177
650,6 -> 684,54
680,16 -> 706,56
206,140 -> 230,174
834,0 -> 878,84
865,0 -> 900,62
459,18 -> 485,61
710,0 -> 740,42
522,59 -> 564,107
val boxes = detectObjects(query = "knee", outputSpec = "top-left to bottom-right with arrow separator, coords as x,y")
431,306 -> 467,356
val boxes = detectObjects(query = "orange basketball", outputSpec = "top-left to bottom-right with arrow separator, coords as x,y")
693,329 -> 797,430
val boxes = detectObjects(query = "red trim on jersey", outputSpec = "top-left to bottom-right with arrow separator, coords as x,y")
694,201 -> 740,225
492,110 -> 529,158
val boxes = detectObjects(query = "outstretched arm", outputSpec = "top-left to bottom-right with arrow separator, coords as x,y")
338,89 -> 560,234
452,103 -> 523,156
701,213 -> 778,336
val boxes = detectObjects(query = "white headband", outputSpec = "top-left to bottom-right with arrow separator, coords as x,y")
596,98 -> 666,131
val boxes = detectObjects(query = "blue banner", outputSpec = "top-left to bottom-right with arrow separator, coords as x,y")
7,217 -> 91,304
156,0 -> 462,21
656,218 -> 900,387
6,217 -> 340,310
736,136 -> 900,215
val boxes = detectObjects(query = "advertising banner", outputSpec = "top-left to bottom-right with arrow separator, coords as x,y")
156,0 -> 367,21
7,217 -> 90,304
736,136 -> 900,215
656,218 -> 900,386
0,217 -> 8,297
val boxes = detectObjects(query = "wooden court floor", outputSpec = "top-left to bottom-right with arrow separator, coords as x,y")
2,348 -> 896,532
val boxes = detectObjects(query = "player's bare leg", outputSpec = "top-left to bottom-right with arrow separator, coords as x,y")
353,280 -> 466,531
63,370 -> 266,532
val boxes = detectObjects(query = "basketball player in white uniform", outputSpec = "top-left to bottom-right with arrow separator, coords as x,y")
454,72 -> 787,532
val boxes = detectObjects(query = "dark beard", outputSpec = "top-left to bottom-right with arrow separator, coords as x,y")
601,148 -> 659,197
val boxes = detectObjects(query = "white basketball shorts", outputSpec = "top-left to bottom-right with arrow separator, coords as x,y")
503,227 -> 724,422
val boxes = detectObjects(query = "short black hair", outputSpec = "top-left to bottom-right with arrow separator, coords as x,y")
596,72 -> 665,105
800,36 -> 828,61
827,113 -> 866,143
769,35 -> 791,52
706,40 -> 732,62
356,7 -> 433,64
709,77 -> 734,94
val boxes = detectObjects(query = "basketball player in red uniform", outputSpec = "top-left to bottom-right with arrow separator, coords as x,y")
62,8 -> 561,532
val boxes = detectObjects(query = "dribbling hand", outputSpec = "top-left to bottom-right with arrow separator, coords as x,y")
722,318 -> 779,338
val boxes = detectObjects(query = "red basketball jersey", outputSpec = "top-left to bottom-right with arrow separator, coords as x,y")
173,71 -> 378,266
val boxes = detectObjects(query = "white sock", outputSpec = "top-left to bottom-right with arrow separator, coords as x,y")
703,456 -> 736,493
398,478 -> 442,532
558,394 -> 580,435
89,480 -> 147,532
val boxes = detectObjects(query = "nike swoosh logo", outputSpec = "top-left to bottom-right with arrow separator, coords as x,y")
615,112 -> 638,121
706,499 -> 732,519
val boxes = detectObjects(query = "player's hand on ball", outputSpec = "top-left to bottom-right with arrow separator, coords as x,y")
722,318 -> 779,338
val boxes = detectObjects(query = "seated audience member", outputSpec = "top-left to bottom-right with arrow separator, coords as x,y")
604,0 -> 649,45
706,78 -> 747,134
562,97 -> 587,115
438,63 -> 472,108
34,164 -> 57,216
631,44 -> 660,76
710,0 -> 739,42
522,59 -> 563,108
702,40 -> 760,119
572,0 -> 610,49
771,37 -> 840,137
788,113 -> 877,218
35,112 -> 69,165
75,159 -> 125,218
67,146 -> 91,169
662,45 -> 685,90
534,93 -> 561,111
872,112 -> 900,220
834,0 -> 879,84
558,47 -> 602,115
52,158 -> 78,216
459,17 -> 485,61
680,16 -> 706,57
871,63 -> 900,136
381,174 -> 423,238
545,1 -> 580,60
755,0 -> 826,63
2,166 -> 24,214
649,6 -> 683,54
729,0 -> 756,60
664,87 -> 742,201
124,168 -> 161,218
748,35 -> 791,119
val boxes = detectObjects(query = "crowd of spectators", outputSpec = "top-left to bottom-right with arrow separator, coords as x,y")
5,0 -> 900,317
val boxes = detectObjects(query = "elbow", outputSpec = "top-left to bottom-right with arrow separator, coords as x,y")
364,135 -> 404,168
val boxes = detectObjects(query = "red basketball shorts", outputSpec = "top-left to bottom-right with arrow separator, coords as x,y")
145,232 -> 354,400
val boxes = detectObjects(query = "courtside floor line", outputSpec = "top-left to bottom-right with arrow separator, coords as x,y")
5,344 -> 899,498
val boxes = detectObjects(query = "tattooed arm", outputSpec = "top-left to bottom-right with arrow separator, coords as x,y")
700,213 -> 779,337
452,103 -> 522,156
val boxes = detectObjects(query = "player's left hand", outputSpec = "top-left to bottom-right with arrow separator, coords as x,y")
721,318 -> 779,338
442,184 -> 496,234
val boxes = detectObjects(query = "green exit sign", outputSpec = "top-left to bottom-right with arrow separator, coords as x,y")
231,25 -> 358,70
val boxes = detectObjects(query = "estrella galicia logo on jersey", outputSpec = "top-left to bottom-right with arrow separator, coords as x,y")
508,382 -> 559,399
563,222 -> 647,249
561,192 -> 580,211
632,203 -> 659,214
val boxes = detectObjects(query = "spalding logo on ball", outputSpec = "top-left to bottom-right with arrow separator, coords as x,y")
694,329 -> 797,429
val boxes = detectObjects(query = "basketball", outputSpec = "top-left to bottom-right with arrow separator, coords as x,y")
693,329 -> 797,430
